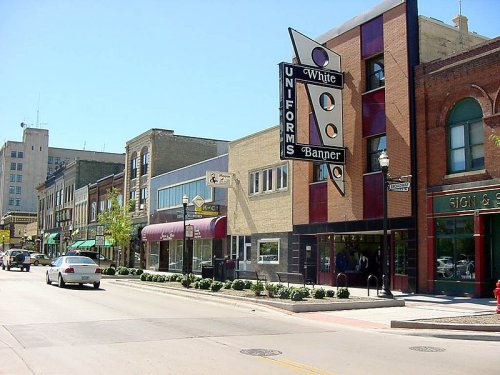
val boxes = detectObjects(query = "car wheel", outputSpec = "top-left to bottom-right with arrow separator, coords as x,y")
93,281 -> 100,289
46,272 -> 51,285
34,260 -> 39,266
58,274 -> 65,288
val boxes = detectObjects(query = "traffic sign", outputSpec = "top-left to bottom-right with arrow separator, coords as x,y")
387,182 -> 410,192
95,235 -> 105,246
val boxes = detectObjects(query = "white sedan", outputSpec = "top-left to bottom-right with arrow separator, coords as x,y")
46,256 -> 102,289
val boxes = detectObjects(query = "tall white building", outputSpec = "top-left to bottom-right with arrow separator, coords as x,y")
0,126 -> 124,219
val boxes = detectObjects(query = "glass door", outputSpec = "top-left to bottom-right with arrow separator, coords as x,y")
231,235 -> 252,271
317,235 -> 334,285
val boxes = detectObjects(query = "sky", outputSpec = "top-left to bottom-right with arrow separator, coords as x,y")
1,0 -> 498,154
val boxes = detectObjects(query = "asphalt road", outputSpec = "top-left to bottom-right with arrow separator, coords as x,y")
1,266 -> 499,375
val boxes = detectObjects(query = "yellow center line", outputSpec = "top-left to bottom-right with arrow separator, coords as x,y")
257,356 -> 338,375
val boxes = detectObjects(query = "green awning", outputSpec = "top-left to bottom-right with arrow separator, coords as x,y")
46,233 -> 60,245
68,240 -> 85,249
78,240 -> 95,248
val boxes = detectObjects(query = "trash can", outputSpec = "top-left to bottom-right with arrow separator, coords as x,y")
201,264 -> 214,279
214,258 -> 226,281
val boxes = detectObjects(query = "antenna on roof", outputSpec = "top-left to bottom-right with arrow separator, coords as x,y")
458,0 -> 464,50
37,93 -> 40,127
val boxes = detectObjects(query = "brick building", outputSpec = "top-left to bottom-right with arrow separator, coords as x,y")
228,126 -> 292,281
124,129 -> 228,267
287,0 -> 488,292
415,37 -> 500,297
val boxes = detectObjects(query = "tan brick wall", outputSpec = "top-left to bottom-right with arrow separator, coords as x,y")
228,126 -> 293,235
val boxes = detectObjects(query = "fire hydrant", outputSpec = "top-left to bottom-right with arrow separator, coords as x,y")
494,280 -> 500,314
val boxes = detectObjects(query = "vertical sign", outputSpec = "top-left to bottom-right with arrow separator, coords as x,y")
279,28 -> 346,195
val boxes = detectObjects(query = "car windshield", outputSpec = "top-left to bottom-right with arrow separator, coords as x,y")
65,256 -> 96,265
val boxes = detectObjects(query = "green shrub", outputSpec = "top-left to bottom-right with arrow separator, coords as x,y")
290,288 -> 305,301
224,280 -> 233,289
157,275 -> 166,282
135,269 -> 144,276
128,268 -> 137,275
188,273 -> 199,283
193,281 -> 200,289
198,278 -> 213,290
103,267 -> 116,275
265,283 -> 278,298
152,274 -> 159,282
277,287 -> 291,299
140,272 -> 149,281
311,288 -> 326,299
250,281 -> 265,296
326,289 -> 335,298
298,287 -> 310,298
244,280 -> 253,289
180,275 -> 191,288
118,268 -> 130,275
210,281 -> 223,292
232,279 -> 245,291
337,287 -> 350,299
146,274 -> 154,282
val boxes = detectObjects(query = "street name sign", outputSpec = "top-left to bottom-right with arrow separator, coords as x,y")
387,182 -> 411,192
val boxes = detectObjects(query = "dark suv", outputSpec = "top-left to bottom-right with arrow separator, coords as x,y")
64,250 -> 116,268
2,249 -> 31,272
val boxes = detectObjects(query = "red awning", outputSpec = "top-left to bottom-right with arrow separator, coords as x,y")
141,216 -> 226,242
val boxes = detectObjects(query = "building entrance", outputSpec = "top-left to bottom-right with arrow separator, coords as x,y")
317,234 -> 382,287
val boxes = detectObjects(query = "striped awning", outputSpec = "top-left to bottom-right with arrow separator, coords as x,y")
67,240 -> 85,249
46,233 -> 60,245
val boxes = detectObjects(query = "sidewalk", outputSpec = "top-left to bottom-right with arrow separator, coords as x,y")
115,270 -> 499,332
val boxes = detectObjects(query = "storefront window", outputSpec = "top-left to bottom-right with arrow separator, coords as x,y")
192,239 -> 212,272
169,241 -> 183,271
394,231 -> 408,275
257,239 -> 279,264
435,217 -> 475,280
149,242 -> 159,271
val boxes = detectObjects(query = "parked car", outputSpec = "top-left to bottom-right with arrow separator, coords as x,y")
2,249 -> 31,271
30,253 -> 52,266
46,256 -> 102,289
64,250 -> 116,268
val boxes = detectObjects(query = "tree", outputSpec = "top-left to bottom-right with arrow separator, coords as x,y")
490,133 -> 500,147
97,187 -> 134,266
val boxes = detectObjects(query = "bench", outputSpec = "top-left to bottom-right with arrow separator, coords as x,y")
235,270 -> 267,283
276,272 -> 314,287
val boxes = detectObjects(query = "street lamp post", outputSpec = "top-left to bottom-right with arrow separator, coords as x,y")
182,194 -> 189,274
378,150 -> 393,298
2,235 -> 4,252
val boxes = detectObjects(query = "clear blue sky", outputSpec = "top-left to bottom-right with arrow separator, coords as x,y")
1,0 -> 498,154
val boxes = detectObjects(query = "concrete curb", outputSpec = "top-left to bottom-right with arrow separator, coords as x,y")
111,279 -> 405,313
391,319 -> 500,332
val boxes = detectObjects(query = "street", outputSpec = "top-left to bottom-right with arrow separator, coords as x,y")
1,266 -> 499,375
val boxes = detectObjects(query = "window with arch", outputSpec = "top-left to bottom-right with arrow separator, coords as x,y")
130,153 -> 138,179
448,97 -> 484,173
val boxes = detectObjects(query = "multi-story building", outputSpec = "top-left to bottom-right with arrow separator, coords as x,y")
227,126 -> 292,281
85,172 -> 124,262
415,37 -> 500,297
288,0 -> 489,292
37,159 -> 124,257
0,211 -> 37,249
0,126 -> 125,219
124,129 -> 228,267
142,154 -> 228,272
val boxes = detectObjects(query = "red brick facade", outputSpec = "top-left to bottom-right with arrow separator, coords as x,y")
415,37 -> 500,296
